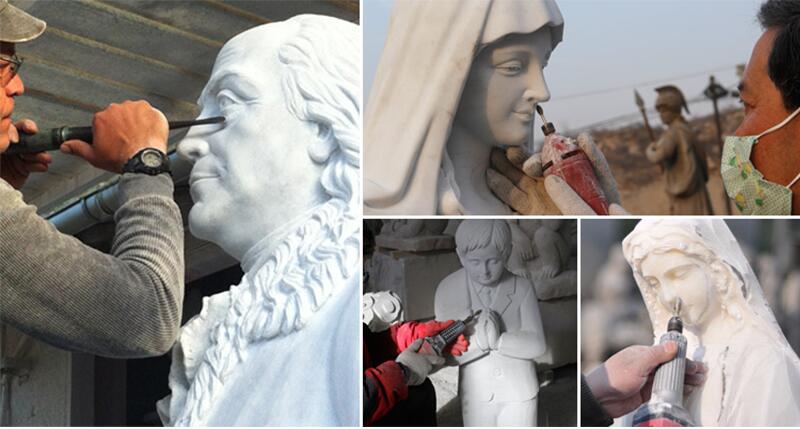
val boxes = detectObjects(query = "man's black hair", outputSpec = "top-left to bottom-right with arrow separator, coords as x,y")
758,0 -> 800,109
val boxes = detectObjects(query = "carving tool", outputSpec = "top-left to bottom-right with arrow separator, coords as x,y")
5,116 -> 225,155
633,299 -> 695,427
537,105 -> 610,215
419,310 -> 481,357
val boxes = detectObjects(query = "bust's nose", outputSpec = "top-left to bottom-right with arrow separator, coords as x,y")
178,132 -> 210,163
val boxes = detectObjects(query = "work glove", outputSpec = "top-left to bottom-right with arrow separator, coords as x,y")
395,320 -> 469,356
395,339 -> 445,386
487,133 -> 628,215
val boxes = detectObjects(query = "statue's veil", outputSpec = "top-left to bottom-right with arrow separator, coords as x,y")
364,0 -> 564,214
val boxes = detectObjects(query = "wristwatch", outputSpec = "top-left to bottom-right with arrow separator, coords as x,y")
122,148 -> 171,175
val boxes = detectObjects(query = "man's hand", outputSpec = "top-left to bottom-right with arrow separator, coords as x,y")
585,342 -> 707,418
487,147 -> 560,215
0,119 -> 52,189
395,338 -> 445,386
488,134 -> 628,215
61,100 -> 168,174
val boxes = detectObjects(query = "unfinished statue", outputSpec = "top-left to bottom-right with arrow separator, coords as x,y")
364,0 -> 563,215
435,220 -> 546,426
157,15 -> 361,426
623,218 -> 800,426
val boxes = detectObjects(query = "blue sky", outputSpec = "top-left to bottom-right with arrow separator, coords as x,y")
364,0 -> 764,134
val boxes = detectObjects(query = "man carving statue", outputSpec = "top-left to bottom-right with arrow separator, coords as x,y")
435,220 -> 547,426
646,85 -> 713,214
157,14 -> 360,426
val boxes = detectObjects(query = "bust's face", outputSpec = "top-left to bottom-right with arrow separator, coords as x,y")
640,250 -> 719,327
455,30 -> 552,147
178,23 -> 323,260
460,246 -> 506,287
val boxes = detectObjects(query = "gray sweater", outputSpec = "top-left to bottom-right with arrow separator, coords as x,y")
0,173 -> 184,358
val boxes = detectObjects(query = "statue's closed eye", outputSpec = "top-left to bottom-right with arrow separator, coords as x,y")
494,59 -> 525,76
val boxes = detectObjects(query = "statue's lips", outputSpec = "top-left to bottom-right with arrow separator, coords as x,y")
513,111 -> 533,122
189,173 -> 219,187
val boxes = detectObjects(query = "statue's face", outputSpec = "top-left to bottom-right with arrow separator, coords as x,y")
178,23 -> 322,260
656,104 -> 679,126
460,246 -> 506,287
456,30 -> 552,147
640,250 -> 719,327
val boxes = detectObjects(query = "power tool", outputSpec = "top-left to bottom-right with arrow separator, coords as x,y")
537,105 -> 610,215
5,116 -> 225,155
419,310 -> 481,356
633,300 -> 695,427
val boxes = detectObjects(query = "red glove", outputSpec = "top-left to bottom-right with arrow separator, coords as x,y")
392,320 -> 470,356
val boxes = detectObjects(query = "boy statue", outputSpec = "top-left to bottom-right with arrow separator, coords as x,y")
435,219 -> 547,426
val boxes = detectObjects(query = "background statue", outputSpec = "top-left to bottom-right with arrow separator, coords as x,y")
364,0 -> 563,215
645,85 -> 713,214
623,218 -> 800,426
157,14 -> 361,426
507,219 -> 577,300
434,220 -> 546,426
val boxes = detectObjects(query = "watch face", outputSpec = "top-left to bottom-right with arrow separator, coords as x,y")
142,150 -> 163,168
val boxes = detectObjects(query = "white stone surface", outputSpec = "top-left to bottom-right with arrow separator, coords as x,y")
623,218 -> 800,426
370,249 -> 461,321
375,220 -> 454,251
507,219 -> 577,300
435,220 -> 547,426
158,14 -> 361,427
363,0 -> 564,215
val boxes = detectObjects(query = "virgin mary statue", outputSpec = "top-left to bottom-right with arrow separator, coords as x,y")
364,0 -> 564,215
623,218 -> 800,426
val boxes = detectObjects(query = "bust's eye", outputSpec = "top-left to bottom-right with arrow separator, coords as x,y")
217,90 -> 242,114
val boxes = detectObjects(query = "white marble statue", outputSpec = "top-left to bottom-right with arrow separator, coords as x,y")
364,0 -> 563,215
375,219 -> 454,252
623,218 -> 800,426
156,15 -> 361,426
362,291 -> 403,333
507,219 -> 577,300
434,220 -> 546,426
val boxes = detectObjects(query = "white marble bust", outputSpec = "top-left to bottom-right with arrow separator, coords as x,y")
363,0 -> 564,215
434,220 -> 546,426
623,219 -> 800,426
157,14 -> 361,427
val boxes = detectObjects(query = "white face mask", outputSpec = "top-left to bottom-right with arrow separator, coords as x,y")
721,107 -> 800,215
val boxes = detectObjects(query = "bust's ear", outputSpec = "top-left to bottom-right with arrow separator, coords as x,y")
307,123 -> 335,163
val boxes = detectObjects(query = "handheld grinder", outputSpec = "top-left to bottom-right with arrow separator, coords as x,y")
5,116 -> 225,155
418,310 -> 481,356
632,299 -> 695,427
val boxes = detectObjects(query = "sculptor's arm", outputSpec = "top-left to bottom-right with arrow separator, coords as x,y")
0,102 -> 183,358
646,130 -> 677,164
0,174 -> 184,358
496,282 -> 546,359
